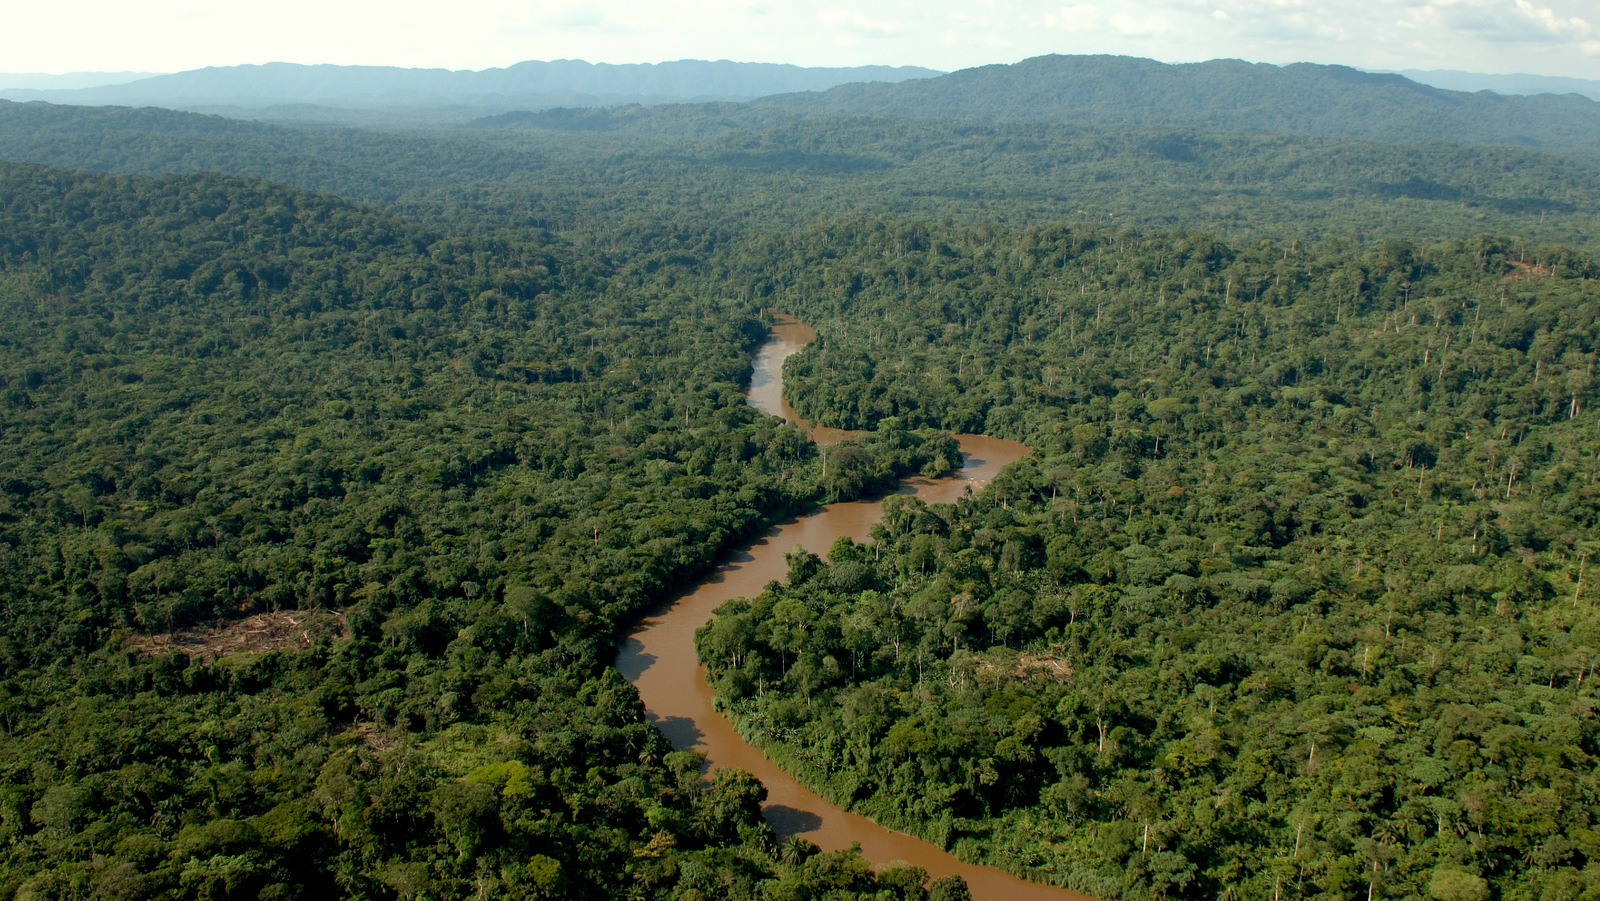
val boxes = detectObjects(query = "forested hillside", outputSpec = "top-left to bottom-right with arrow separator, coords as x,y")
0,102 -> 531,210
0,162 -> 959,900
12,56 -> 1600,154
698,221 -> 1600,899
763,55 -> 1600,154
3,100 -> 1598,253
5,47 -> 1600,901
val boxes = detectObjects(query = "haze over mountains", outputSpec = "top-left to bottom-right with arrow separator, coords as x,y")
5,51 -> 1600,252
1395,69 -> 1600,102
746,56 -> 1600,153
0,71 -> 158,91
0,59 -> 941,124
6,55 -> 1599,156
10,60 -> 1598,107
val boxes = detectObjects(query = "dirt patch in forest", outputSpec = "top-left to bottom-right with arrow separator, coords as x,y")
347,722 -> 402,753
978,652 -> 1072,682
130,610 -> 348,663
1014,654 -> 1073,681
1507,261 -> 1553,281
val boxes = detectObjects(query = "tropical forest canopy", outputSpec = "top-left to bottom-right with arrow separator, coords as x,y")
701,223 -> 1600,900
0,52 -> 1596,901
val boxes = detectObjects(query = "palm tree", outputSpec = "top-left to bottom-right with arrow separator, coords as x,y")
779,835 -> 819,866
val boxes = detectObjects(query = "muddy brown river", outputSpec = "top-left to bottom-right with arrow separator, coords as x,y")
616,314 -> 1090,901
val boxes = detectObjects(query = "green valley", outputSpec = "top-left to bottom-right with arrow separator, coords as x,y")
1,52 -> 1598,901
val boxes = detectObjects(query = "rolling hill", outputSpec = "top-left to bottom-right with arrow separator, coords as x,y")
0,59 -> 941,125
758,55 -> 1600,153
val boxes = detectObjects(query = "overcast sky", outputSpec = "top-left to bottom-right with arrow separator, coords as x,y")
8,0 -> 1600,79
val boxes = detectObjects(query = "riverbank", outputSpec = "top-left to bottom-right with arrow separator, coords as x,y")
616,315 -> 1091,901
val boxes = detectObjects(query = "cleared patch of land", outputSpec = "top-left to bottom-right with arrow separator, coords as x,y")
130,610 -> 347,663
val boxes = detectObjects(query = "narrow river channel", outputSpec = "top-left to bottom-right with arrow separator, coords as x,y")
616,314 -> 1093,901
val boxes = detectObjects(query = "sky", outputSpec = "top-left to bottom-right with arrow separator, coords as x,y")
7,0 -> 1600,79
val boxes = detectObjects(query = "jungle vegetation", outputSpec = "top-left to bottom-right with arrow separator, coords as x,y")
3,53 -> 1600,901
1,100 -> 1598,253
699,222 -> 1600,900
0,162 -> 957,900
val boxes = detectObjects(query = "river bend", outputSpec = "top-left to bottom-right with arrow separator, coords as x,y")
615,314 -> 1089,901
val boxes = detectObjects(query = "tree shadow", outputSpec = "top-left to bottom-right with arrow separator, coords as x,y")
649,715 -> 704,751
762,804 -> 823,838
613,640 -> 655,679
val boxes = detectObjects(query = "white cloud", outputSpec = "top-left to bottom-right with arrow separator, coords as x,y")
1108,13 -> 1171,36
536,4 -> 667,35
818,9 -> 907,38
550,10 -> 610,29
1396,0 -> 1594,44
1513,0 -> 1592,38
1041,3 -> 1106,29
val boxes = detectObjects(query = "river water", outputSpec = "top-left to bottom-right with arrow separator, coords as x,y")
615,314 -> 1090,901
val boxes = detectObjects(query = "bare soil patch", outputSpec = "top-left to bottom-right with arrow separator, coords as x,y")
131,610 -> 348,663
1507,261 -> 1553,281
978,652 -> 1072,683
347,722 -> 401,753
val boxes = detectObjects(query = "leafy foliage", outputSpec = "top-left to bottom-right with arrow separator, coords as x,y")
4,100 -> 1600,254
701,221 -> 1600,899
7,52 -> 1600,901
0,162 -> 960,900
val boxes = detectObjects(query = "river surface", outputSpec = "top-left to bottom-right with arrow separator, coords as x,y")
616,314 -> 1090,901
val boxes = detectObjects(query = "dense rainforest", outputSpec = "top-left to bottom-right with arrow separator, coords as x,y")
3,52 -> 1600,901
698,223 -> 1600,899
2,101 -> 1599,253
0,162 -> 958,900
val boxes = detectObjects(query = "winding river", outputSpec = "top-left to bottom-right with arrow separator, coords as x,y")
615,314 -> 1090,901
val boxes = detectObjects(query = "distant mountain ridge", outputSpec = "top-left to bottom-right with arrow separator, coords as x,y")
1393,69 -> 1600,102
0,71 -> 158,91
0,59 -> 942,114
9,56 -> 1599,152
752,55 -> 1600,153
